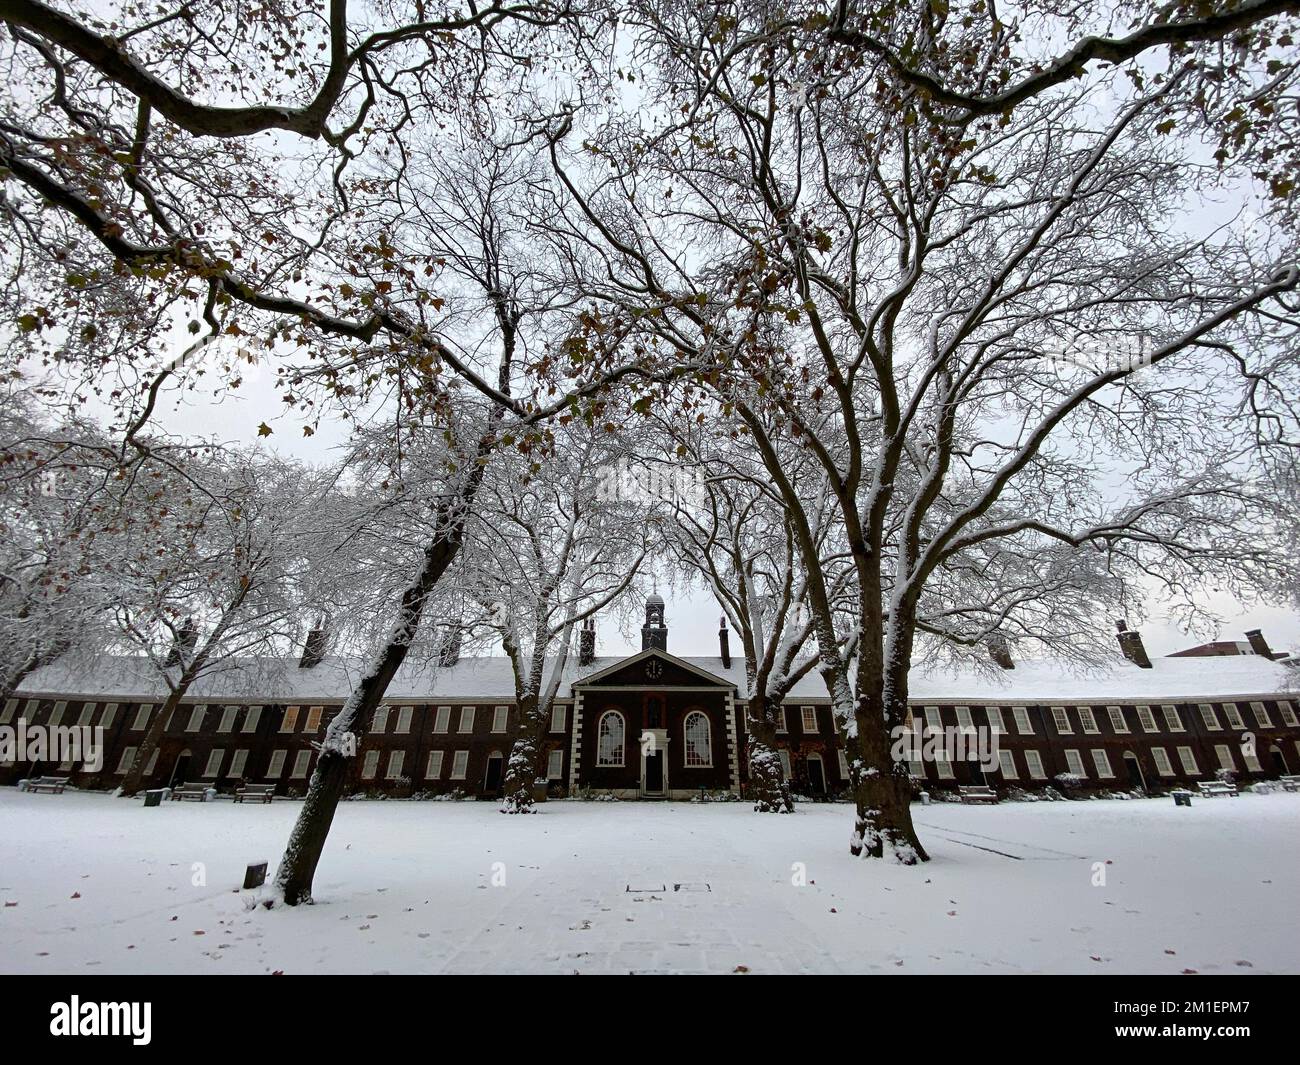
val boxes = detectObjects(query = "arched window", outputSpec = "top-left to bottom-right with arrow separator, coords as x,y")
684,711 -> 711,767
597,711 -> 625,767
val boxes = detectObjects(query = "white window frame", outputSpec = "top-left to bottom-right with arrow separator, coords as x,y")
0,698 -> 17,724
1064,749 -> 1087,777
837,750 -> 851,778
596,710 -> 625,767
1215,745 -> 1235,772
267,749 -> 288,779
800,705 -> 818,733
217,705 -> 238,733
1223,703 -> 1246,730
985,707 -> 1005,734
955,706 -> 975,733
1198,704 -> 1222,731
1136,705 -> 1158,733
1250,702 -> 1273,728
385,750 -> 405,780
394,706 -> 413,734
304,705 -> 323,733
1177,746 -> 1199,774
425,751 -> 444,779
433,706 -> 451,733
291,750 -> 312,779
1151,747 -> 1174,776
75,703 -> 97,727
997,749 -> 1018,780
458,706 -> 475,734
100,703 -> 118,729
1078,707 -> 1099,734
1107,706 -> 1129,734
547,749 -> 564,780
492,705 -> 509,733
450,750 -> 469,780
116,746 -> 138,774
1051,707 -> 1073,735
228,749 -> 249,779
203,749 -> 225,778
360,750 -> 379,780
370,706 -> 389,734
935,757 -> 955,780
1162,705 -> 1184,732
132,704 -> 153,731
1279,701 -> 1299,728
185,705 -> 205,733
776,706 -> 788,734
683,711 -> 712,768
924,706 -> 942,731
1091,749 -> 1114,778
47,701 -> 67,727
550,705 -> 566,733
1024,749 -> 1047,779
279,706 -> 300,734
241,706 -> 262,733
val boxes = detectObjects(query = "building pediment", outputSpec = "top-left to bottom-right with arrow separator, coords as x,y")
574,648 -> 735,690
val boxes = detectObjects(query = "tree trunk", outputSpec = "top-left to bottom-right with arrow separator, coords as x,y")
119,685 -> 186,797
846,703 -> 928,863
273,501 -> 474,905
501,692 -> 542,813
746,695 -> 791,812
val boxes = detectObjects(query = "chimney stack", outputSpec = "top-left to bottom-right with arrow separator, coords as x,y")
719,615 -> 732,669
299,621 -> 328,669
987,634 -> 1014,671
436,623 -> 462,668
1115,619 -> 1153,669
578,617 -> 596,666
1244,629 -> 1275,659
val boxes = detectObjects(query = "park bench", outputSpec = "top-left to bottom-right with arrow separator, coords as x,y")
233,783 -> 275,804
23,776 -> 71,794
170,783 -> 211,802
958,785 -> 998,804
1197,780 -> 1238,798
1278,774 -> 1300,793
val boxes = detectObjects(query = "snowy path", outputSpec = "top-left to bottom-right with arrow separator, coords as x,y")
0,789 -> 1297,974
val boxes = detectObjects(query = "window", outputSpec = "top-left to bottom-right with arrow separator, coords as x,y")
450,750 -> 469,780
47,701 -> 67,726
1215,745 -> 1235,772
1051,707 -> 1072,735
132,705 -> 153,731
228,749 -> 249,779
1107,707 -> 1129,734
1064,749 -> 1087,777
116,747 -> 138,774
75,703 -> 97,727
1136,705 -> 1158,733
394,706 -> 412,734
143,748 -> 159,776
1177,746 -> 1199,774
955,706 -> 975,732
596,711 -> 625,767
1078,707 -> 1099,734
1198,704 -> 1222,731
776,707 -> 788,734
550,706 -> 566,732
1012,707 -> 1034,735
1250,702 -> 1273,728
385,750 -> 405,780
547,749 -> 564,780
935,757 -> 955,780
217,706 -> 238,733
0,699 -> 16,724
1222,703 -> 1245,730
291,751 -> 312,779
492,706 -> 509,733
425,751 -> 444,779
1279,702 -> 1299,728
304,706 -> 324,733
186,705 -> 205,733
800,706 -> 818,733
985,707 -> 1005,734
371,706 -> 389,734
1091,749 -> 1114,778
267,749 -> 288,778
242,706 -> 262,733
778,750 -> 791,780
458,707 -> 475,734
360,750 -> 379,780
924,706 -> 942,731
838,750 -> 851,778
684,711 -> 712,767
203,749 -> 224,778
1151,747 -> 1174,776
280,706 -> 300,733
1242,745 -> 1262,772
100,704 -> 118,729
997,749 -> 1018,780
1161,706 -> 1184,732
1024,750 -> 1047,779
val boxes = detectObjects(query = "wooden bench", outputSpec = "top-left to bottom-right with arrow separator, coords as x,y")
24,776 -> 71,794
958,785 -> 999,804
170,783 -> 211,802
233,784 -> 275,804
1197,780 -> 1238,798
1279,775 -> 1300,793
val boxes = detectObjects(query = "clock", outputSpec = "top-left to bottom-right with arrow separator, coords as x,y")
645,659 -> 663,680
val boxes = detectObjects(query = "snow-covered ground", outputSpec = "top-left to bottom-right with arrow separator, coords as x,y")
1,788 -> 1297,974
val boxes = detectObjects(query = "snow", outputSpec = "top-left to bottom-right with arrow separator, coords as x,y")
16,646 -> 1296,704
1,787 -> 1297,974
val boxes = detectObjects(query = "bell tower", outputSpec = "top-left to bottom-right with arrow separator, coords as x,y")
641,593 -> 668,652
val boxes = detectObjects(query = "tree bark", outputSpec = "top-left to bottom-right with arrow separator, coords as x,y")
847,693 -> 928,863
273,494 -> 477,905
746,694 -> 791,812
118,684 -> 186,797
500,691 -> 543,813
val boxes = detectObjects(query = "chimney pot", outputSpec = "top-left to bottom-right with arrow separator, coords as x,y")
578,618 -> 596,666
1116,622 -> 1153,669
988,635 -> 1014,670
719,616 -> 731,670
1244,629 -> 1275,659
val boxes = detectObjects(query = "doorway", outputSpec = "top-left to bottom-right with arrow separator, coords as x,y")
806,753 -> 827,797
640,727 -> 667,797
483,752 -> 504,796
1270,744 -> 1289,776
168,749 -> 192,787
1123,751 -> 1146,792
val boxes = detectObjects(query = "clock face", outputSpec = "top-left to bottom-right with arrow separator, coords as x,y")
645,659 -> 663,680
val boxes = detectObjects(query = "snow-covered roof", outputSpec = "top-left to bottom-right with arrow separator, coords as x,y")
12,646 -> 1296,704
